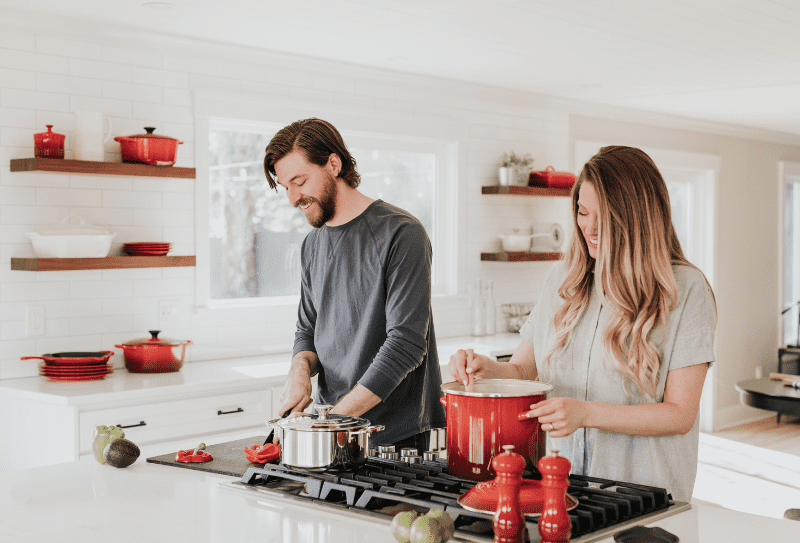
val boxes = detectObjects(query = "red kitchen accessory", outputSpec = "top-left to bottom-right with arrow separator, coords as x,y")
114,127 -> 182,166
492,445 -> 525,543
123,242 -> 171,256
440,379 -> 552,481
25,351 -> 115,382
538,450 -> 572,543
22,351 -> 114,365
34,125 -> 65,159
529,166 -> 577,189
115,330 -> 191,373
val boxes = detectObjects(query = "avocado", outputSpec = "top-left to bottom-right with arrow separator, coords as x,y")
103,438 -> 140,468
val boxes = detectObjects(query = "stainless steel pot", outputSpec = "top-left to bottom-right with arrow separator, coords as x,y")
267,404 -> 385,472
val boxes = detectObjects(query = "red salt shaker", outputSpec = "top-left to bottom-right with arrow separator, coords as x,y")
492,444 -> 526,543
538,449 -> 572,543
34,125 -> 65,159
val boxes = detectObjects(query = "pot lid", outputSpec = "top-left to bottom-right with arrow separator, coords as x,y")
125,127 -> 179,140
272,405 -> 371,431
441,379 -> 552,398
120,330 -> 188,347
35,215 -> 112,236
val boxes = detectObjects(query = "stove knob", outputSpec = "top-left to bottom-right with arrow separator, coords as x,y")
400,447 -> 418,457
378,445 -> 396,454
423,451 -> 439,461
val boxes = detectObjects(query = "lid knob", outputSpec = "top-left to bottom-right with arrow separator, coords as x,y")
144,127 -> 156,134
314,404 -> 333,420
148,330 -> 161,340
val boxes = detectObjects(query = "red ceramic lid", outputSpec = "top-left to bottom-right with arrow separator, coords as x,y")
458,478 -> 578,517
121,330 -> 188,347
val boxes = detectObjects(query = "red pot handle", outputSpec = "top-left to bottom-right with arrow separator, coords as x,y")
439,395 -> 447,408
20,356 -> 46,361
517,411 -> 536,422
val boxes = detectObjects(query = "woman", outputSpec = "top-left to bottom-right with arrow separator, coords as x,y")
450,146 -> 716,502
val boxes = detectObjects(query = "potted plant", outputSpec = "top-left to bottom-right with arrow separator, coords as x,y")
498,152 -> 535,186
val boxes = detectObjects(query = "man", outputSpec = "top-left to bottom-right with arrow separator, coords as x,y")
263,118 -> 445,448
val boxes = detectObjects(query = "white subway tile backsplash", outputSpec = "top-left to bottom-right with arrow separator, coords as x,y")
102,45 -> 162,69
102,190 -> 161,209
103,80 -> 163,104
0,68 -> 36,90
163,87 -> 192,107
37,72 -> 103,97
69,95 -> 133,118
131,177 -> 193,193
161,226 -> 193,243
100,268 -> 161,280
69,281 -> 104,299
69,57 -> 131,82
0,186 -> 35,206
102,296 -> 159,316
70,315 -> 134,335
67,206 -> 133,226
132,277 -> 193,297
2,281 -> 71,302
0,106 -> 37,128
36,36 -> 101,60
162,192 -> 193,210
1,205 -> 70,225
42,299 -> 103,319
133,208 -> 192,227
132,102 -> 193,124
0,49 -> 68,74
216,61 -> 267,82
69,175 -> 132,191
162,53 -> 217,76
1,88 -> 70,112
35,333 -> 104,355
0,30 -> 35,51
36,187 -> 102,207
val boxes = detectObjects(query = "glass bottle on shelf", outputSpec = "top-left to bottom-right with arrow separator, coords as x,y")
484,279 -> 496,336
471,278 -> 486,336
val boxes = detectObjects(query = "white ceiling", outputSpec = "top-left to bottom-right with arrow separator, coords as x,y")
3,0 -> 800,137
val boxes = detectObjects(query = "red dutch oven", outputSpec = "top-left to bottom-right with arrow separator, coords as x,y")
440,379 -> 552,481
114,127 -> 182,166
115,330 -> 192,373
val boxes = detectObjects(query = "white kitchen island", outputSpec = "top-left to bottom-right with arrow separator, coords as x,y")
1,456 -> 799,543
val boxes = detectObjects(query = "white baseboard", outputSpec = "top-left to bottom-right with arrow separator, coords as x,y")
713,404 -> 775,431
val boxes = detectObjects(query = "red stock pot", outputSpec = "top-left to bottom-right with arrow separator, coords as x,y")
440,379 -> 552,481
115,330 -> 192,373
114,127 -> 182,166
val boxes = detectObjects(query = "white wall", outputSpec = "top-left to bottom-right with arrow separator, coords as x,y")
2,15 -> 800,430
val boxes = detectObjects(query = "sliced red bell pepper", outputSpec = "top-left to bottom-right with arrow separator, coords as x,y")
176,443 -> 213,463
244,443 -> 280,464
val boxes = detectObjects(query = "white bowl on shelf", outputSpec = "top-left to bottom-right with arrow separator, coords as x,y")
498,234 -> 533,252
27,215 -> 116,258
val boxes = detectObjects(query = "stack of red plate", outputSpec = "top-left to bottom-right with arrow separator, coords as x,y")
22,351 -> 114,382
124,242 -> 171,256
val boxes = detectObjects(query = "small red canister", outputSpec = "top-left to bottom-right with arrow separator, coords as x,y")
34,125 -> 65,159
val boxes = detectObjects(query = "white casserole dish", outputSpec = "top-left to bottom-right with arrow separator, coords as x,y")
27,216 -> 116,258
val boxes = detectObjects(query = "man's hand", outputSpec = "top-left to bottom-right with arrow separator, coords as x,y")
277,352 -> 317,415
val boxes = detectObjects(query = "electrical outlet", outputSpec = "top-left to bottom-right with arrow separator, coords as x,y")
159,301 -> 178,326
755,365 -> 763,379
26,305 -> 45,337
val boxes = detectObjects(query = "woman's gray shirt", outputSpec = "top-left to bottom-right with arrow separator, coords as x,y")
293,200 -> 446,446
520,262 -> 716,502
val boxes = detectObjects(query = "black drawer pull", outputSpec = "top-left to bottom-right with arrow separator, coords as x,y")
116,421 -> 146,429
218,407 -> 244,415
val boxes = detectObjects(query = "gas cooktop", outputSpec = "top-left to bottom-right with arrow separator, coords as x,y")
219,456 -> 690,543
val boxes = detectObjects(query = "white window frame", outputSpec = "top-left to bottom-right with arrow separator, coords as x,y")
193,93 -> 462,312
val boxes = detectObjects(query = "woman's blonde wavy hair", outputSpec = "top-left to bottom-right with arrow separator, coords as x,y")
544,146 -> 709,401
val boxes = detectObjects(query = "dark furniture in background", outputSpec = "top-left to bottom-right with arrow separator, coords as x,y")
736,378 -> 800,423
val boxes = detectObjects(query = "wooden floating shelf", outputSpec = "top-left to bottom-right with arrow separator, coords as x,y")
11,256 -> 196,272
10,158 -> 196,179
481,185 -> 571,197
481,252 -> 562,262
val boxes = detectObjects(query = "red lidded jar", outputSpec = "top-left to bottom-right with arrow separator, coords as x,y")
34,125 -> 66,159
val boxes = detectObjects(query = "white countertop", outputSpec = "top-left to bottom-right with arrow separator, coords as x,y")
0,333 -> 523,407
1,455 -> 798,543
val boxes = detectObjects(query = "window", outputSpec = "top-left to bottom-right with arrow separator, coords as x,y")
781,162 -> 800,345
208,120 -> 456,303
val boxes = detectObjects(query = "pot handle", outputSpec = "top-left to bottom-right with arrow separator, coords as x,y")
266,418 -> 283,429
350,425 -> 385,435
20,356 -> 46,361
517,411 -> 536,422
439,395 -> 447,408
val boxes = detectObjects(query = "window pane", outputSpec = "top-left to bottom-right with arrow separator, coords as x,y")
209,128 -> 442,300
785,182 -> 800,344
666,180 -> 692,262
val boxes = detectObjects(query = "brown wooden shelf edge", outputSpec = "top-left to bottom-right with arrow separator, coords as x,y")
481,252 -> 562,262
11,256 -> 196,271
10,158 -> 196,179
481,185 -> 571,197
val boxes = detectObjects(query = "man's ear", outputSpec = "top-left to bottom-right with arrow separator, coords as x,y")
327,153 -> 342,177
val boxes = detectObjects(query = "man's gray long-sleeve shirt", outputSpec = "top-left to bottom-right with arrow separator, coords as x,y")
292,200 -> 446,445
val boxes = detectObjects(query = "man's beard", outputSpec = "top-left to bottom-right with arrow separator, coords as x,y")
296,173 -> 337,228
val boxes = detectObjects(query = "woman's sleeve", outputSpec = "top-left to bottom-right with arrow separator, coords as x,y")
666,268 -> 716,371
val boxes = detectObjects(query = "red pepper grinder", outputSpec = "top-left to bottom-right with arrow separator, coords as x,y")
537,449 -> 572,543
492,444 -> 526,543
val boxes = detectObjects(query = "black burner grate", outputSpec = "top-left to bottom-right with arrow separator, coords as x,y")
236,458 -> 677,542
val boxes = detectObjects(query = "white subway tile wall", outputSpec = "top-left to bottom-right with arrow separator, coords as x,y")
0,22 -> 573,380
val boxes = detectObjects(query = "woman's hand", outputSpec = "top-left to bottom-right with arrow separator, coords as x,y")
449,349 -> 496,385
527,397 -> 589,438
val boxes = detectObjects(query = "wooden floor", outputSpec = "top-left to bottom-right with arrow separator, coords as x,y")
708,415 -> 800,457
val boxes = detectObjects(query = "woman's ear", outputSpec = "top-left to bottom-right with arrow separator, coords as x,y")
327,153 -> 342,177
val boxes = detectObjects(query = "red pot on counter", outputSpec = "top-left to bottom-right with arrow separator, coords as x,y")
115,330 -> 192,373
114,127 -> 182,166
440,379 -> 552,481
